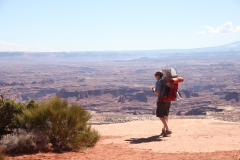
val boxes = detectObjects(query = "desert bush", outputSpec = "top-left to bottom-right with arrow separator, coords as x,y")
26,99 -> 38,109
18,96 -> 100,151
0,129 -> 47,155
0,99 -> 26,132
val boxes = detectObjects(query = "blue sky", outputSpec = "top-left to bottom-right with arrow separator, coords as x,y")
0,0 -> 240,52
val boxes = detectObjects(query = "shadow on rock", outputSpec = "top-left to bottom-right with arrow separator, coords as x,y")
125,135 -> 162,144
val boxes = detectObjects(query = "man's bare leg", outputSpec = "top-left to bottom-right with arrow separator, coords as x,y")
160,117 -> 168,131
164,116 -> 168,123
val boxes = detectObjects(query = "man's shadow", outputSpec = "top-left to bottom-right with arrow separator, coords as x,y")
125,135 -> 162,144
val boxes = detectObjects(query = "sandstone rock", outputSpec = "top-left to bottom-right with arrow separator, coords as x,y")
185,107 -> 224,116
176,110 -> 182,115
77,78 -> 85,82
224,92 -> 239,102
135,92 -> 147,102
191,92 -> 199,97
39,79 -> 54,85
118,95 -> 126,103
181,89 -> 191,98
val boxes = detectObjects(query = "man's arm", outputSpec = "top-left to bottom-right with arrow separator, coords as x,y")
153,79 -> 162,96
152,87 -> 160,95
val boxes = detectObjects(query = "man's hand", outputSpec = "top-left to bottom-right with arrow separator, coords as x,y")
152,87 -> 155,92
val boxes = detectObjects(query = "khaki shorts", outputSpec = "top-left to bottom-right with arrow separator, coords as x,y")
156,101 -> 171,117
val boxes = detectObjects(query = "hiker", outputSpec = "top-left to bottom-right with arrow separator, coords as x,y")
152,71 -> 172,137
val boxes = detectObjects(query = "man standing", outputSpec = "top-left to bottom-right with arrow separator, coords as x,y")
152,71 -> 172,137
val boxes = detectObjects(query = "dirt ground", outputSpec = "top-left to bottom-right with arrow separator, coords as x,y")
5,118 -> 240,160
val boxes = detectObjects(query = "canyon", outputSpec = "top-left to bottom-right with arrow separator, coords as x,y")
0,49 -> 240,122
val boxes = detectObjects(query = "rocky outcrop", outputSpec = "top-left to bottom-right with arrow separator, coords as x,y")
118,95 -> 126,103
191,92 -> 199,97
77,78 -> 85,82
0,81 -> 24,86
21,88 -> 58,101
58,88 -> 131,98
224,92 -> 239,102
58,88 -> 148,102
185,107 -> 224,116
9,82 -> 24,86
192,84 -> 227,92
181,89 -> 199,98
182,90 -> 191,98
0,81 -> 8,86
31,81 -> 37,84
40,79 -> 54,85
57,87 -> 204,103
135,92 -> 147,102
124,93 -> 136,102
176,110 -> 182,115
186,100 -> 212,106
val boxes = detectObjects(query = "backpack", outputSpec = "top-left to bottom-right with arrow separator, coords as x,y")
158,68 -> 184,102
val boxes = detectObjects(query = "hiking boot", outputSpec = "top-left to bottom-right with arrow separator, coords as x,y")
159,129 -> 165,136
166,130 -> 172,134
163,130 -> 172,137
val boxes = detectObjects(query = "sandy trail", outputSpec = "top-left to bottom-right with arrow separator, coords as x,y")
93,118 -> 240,153
6,118 -> 240,160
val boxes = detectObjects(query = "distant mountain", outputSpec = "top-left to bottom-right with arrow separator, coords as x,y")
156,41 -> 240,53
218,41 -> 240,50
0,41 -> 240,61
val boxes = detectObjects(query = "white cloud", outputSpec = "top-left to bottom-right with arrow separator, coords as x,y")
0,41 -> 20,47
197,21 -> 240,34
0,41 -> 53,52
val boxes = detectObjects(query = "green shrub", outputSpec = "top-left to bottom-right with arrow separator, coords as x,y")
18,96 -> 100,151
0,99 -> 26,132
26,99 -> 38,109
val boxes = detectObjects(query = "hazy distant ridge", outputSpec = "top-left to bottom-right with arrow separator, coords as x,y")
0,41 -> 240,61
